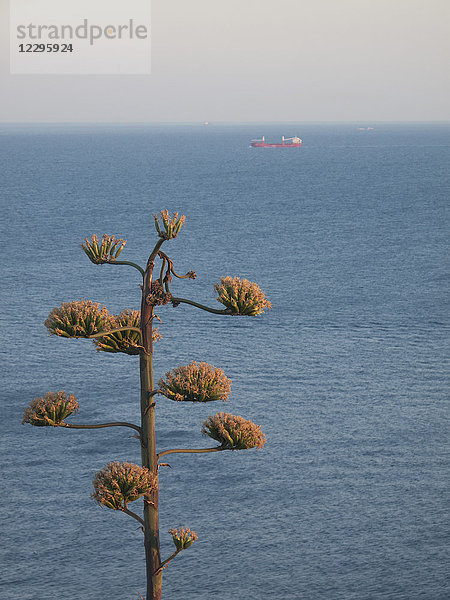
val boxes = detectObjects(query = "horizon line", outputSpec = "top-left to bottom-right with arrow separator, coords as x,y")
1,120 -> 450,125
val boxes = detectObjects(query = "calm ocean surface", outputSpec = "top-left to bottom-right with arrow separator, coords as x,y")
1,123 -> 449,600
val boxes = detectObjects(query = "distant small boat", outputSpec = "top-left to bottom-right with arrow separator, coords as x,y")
250,136 -> 302,148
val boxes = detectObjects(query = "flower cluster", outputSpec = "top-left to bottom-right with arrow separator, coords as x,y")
81,234 -> 126,264
214,276 -> 271,316
22,391 -> 79,427
93,309 -> 161,355
146,281 -> 172,307
92,461 -> 156,510
45,300 -> 110,338
159,361 -> 232,403
168,527 -> 198,551
202,412 -> 266,450
153,210 -> 186,240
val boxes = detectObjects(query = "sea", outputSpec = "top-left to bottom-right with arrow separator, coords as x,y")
1,122 -> 449,600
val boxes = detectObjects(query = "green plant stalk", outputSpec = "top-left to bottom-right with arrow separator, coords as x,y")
140,240 -> 164,600
60,422 -> 141,434
89,326 -> 143,340
108,260 -> 145,276
157,447 -> 224,460
153,548 -> 181,576
171,296 -> 233,315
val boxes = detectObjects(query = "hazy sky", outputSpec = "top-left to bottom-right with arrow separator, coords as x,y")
1,0 -> 449,122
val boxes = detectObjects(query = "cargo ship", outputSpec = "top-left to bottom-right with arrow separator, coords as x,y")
250,136 -> 302,148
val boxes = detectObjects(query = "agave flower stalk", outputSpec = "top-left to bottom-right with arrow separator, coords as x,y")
24,210 -> 270,600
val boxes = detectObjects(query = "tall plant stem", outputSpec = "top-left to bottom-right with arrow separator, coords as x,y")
140,239 -> 164,600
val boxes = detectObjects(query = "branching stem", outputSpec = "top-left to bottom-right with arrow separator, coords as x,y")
121,506 -> 145,528
108,260 -> 145,276
159,257 -> 167,285
152,549 -> 181,576
157,250 -> 194,280
88,326 -> 143,340
157,447 -> 225,460
171,297 -> 233,315
61,422 -> 142,435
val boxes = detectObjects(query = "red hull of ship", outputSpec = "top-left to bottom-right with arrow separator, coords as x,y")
250,142 -> 302,148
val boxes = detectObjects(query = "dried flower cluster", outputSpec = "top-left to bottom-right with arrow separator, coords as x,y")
159,361 -> 232,403
214,276 -> 271,316
81,234 -> 126,264
93,309 -> 161,354
168,527 -> 198,550
146,281 -> 172,307
153,210 -> 186,240
45,300 -> 110,338
22,391 -> 79,427
202,412 -> 266,450
92,461 -> 156,510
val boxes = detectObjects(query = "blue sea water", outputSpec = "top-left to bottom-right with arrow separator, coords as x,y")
0,122 -> 449,600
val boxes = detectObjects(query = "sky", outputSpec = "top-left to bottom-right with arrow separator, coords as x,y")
1,0 -> 449,122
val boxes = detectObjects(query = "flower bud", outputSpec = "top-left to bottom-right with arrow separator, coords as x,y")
153,210 -> 186,240
168,527 -> 198,550
81,234 -> 126,264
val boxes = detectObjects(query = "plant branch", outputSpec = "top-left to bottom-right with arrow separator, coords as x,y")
171,270 -> 194,280
159,257 -> 167,285
60,422 -> 142,434
158,250 -> 195,280
157,446 -> 225,460
171,297 -> 233,315
88,326 -> 143,340
153,549 -> 181,576
121,506 -> 145,528
108,260 -> 145,276
148,239 -> 165,268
